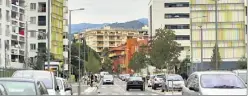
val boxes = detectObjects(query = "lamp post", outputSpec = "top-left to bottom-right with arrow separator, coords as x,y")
190,16 -> 206,71
198,25 -> 203,71
68,8 -> 85,84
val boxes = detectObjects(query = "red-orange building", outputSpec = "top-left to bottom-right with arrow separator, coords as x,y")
109,38 -> 149,74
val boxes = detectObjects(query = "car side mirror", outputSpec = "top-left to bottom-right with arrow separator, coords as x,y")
65,87 -> 72,91
189,87 -> 199,92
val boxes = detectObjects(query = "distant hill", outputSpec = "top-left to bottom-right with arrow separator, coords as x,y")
71,18 -> 148,34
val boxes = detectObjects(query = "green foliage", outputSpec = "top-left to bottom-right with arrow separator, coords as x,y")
85,51 -> 101,73
210,44 -> 222,70
177,58 -> 190,74
237,56 -> 247,69
128,52 -> 147,72
150,28 -> 182,69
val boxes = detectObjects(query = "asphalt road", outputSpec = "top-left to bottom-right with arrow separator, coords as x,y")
95,78 -> 182,95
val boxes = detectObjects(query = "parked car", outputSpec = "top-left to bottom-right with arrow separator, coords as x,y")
100,71 -> 109,78
126,76 -> 145,91
232,69 -> 247,85
56,77 -> 72,95
12,70 -> 60,95
0,78 -> 48,95
151,74 -> 164,90
102,75 -> 114,85
0,84 -> 7,95
161,74 -> 185,92
182,71 -> 247,96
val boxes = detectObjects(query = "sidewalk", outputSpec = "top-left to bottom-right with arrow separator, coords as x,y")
72,80 -> 102,95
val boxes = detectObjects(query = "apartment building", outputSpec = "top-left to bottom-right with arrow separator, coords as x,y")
148,0 -> 191,60
80,26 -> 149,53
0,0 -> 26,68
26,0 -> 67,66
191,0 -> 245,70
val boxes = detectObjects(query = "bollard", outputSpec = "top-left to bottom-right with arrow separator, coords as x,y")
172,80 -> 174,95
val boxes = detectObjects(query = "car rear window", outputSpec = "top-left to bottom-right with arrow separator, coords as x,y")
12,71 -> 54,89
129,77 -> 142,81
0,81 -> 36,95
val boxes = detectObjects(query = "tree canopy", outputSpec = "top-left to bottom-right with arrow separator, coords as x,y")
210,44 -> 222,70
149,28 -> 182,70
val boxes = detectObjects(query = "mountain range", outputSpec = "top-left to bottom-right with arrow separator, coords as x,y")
71,18 -> 148,34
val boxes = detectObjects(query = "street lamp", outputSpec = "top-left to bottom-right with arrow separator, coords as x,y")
190,16 -> 207,71
68,8 -> 84,95
198,25 -> 203,71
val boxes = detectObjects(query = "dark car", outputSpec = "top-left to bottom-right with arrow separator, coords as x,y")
126,76 -> 145,91
0,78 -> 49,95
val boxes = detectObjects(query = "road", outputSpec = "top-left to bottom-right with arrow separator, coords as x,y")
94,78 -> 182,95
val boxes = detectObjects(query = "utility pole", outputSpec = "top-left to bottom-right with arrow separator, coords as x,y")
246,0 -> 248,95
47,0 -> 51,70
199,26 -> 203,71
78,35 -> 81,95
214,0 -> 218,70
68,10 -> 72,82
25,21 -> 28,69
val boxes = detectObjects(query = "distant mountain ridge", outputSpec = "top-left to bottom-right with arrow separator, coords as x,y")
71,18 -> 148,34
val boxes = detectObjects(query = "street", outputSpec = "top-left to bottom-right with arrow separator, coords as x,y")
75,78 -> 182,95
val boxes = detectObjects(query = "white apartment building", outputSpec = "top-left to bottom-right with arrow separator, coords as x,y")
26,0 -> 68,69
0,0 -> 26,68
148,0 -> 190,60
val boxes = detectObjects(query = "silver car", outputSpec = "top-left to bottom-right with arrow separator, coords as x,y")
182,71 -> 247,96
102,75 -> 114,85
161,74 -> 185,92
232,69 -> 247,85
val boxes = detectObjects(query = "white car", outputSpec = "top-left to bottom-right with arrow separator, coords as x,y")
151,74 -> 164,90
12,70 -> 60,95
56,77 -> 72,95
161,74 -> 185,92
232,69 -> 247,85
100,72 -> 109,78
102,75 -> 114,85
182,71 -> 247,96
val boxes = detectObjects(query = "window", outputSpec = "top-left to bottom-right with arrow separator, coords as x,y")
0,0 -> 2,5
176,35 -> 190,40
30,3 -> 36,10
6,0 -> 10,7
165,24 -> 189,29
6,10 -> 9,22
30,44 -> 36,50
38,2 -> 46,12
37,81 -> 48,95
164,2 -> 189,8
165,13 -> 189,19
30,31 -> 36,38
0,8 -> 2,20
38,16 -> 46,26
30,17 -> 36,24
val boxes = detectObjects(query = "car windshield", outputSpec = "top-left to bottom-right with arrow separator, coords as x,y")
0,81 -> 36,95
156,75 -> 164,78
56,79 -> 63,90
200,74 -> 246,88
129,77 -> 142,81
104,75 -> 113,79
12,71 -> 53,89
237,73 -> 247,83
167,75 -> 183,81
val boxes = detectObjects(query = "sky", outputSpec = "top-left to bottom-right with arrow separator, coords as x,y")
68,0 -> 150,24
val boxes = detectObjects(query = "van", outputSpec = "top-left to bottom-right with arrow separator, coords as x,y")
12,70 -> 60,95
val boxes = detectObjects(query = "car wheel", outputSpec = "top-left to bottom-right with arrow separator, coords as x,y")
153,85 -> 157,90
161,89 -> 165,92
126,87 -> 129,91
141,87 -> 144,91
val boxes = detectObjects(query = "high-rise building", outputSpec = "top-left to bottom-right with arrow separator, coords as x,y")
191,0 -> 246,69
26,0 -> 68,67
148,0 -> 191,60
0,0 -> 26,68
80,26 -> 149,53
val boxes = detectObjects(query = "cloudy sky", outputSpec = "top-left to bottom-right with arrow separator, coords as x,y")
68,0 -> 150,24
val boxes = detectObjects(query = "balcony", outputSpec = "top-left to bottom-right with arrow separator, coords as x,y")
38,2 -> 46,12
63,39 -> 68,45
11,11 -> 18,20
63,51 -> 68,58
19,14 -> 24,21
19,36 -> 24,42
63,26 -> 68,32
11,49 -> 18,55
11,35 -> 18,41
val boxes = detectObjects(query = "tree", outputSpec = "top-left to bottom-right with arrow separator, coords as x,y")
210,44 -> 222,70
101,47 -> 113,72
128,52 -> 147,72
85,50 -> 101,73
150,28 -> 182,70
177,58 -> 190,74
237,56 -> 247,69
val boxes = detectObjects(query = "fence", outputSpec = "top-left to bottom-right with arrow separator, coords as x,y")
0,68 -> 25,77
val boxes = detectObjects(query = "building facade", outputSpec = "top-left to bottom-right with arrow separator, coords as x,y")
0,0 -> 26,68
81,26 -> 149,53
191,0 -> 246,70
26,0 -> 67,68
148,0 -> 191,60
